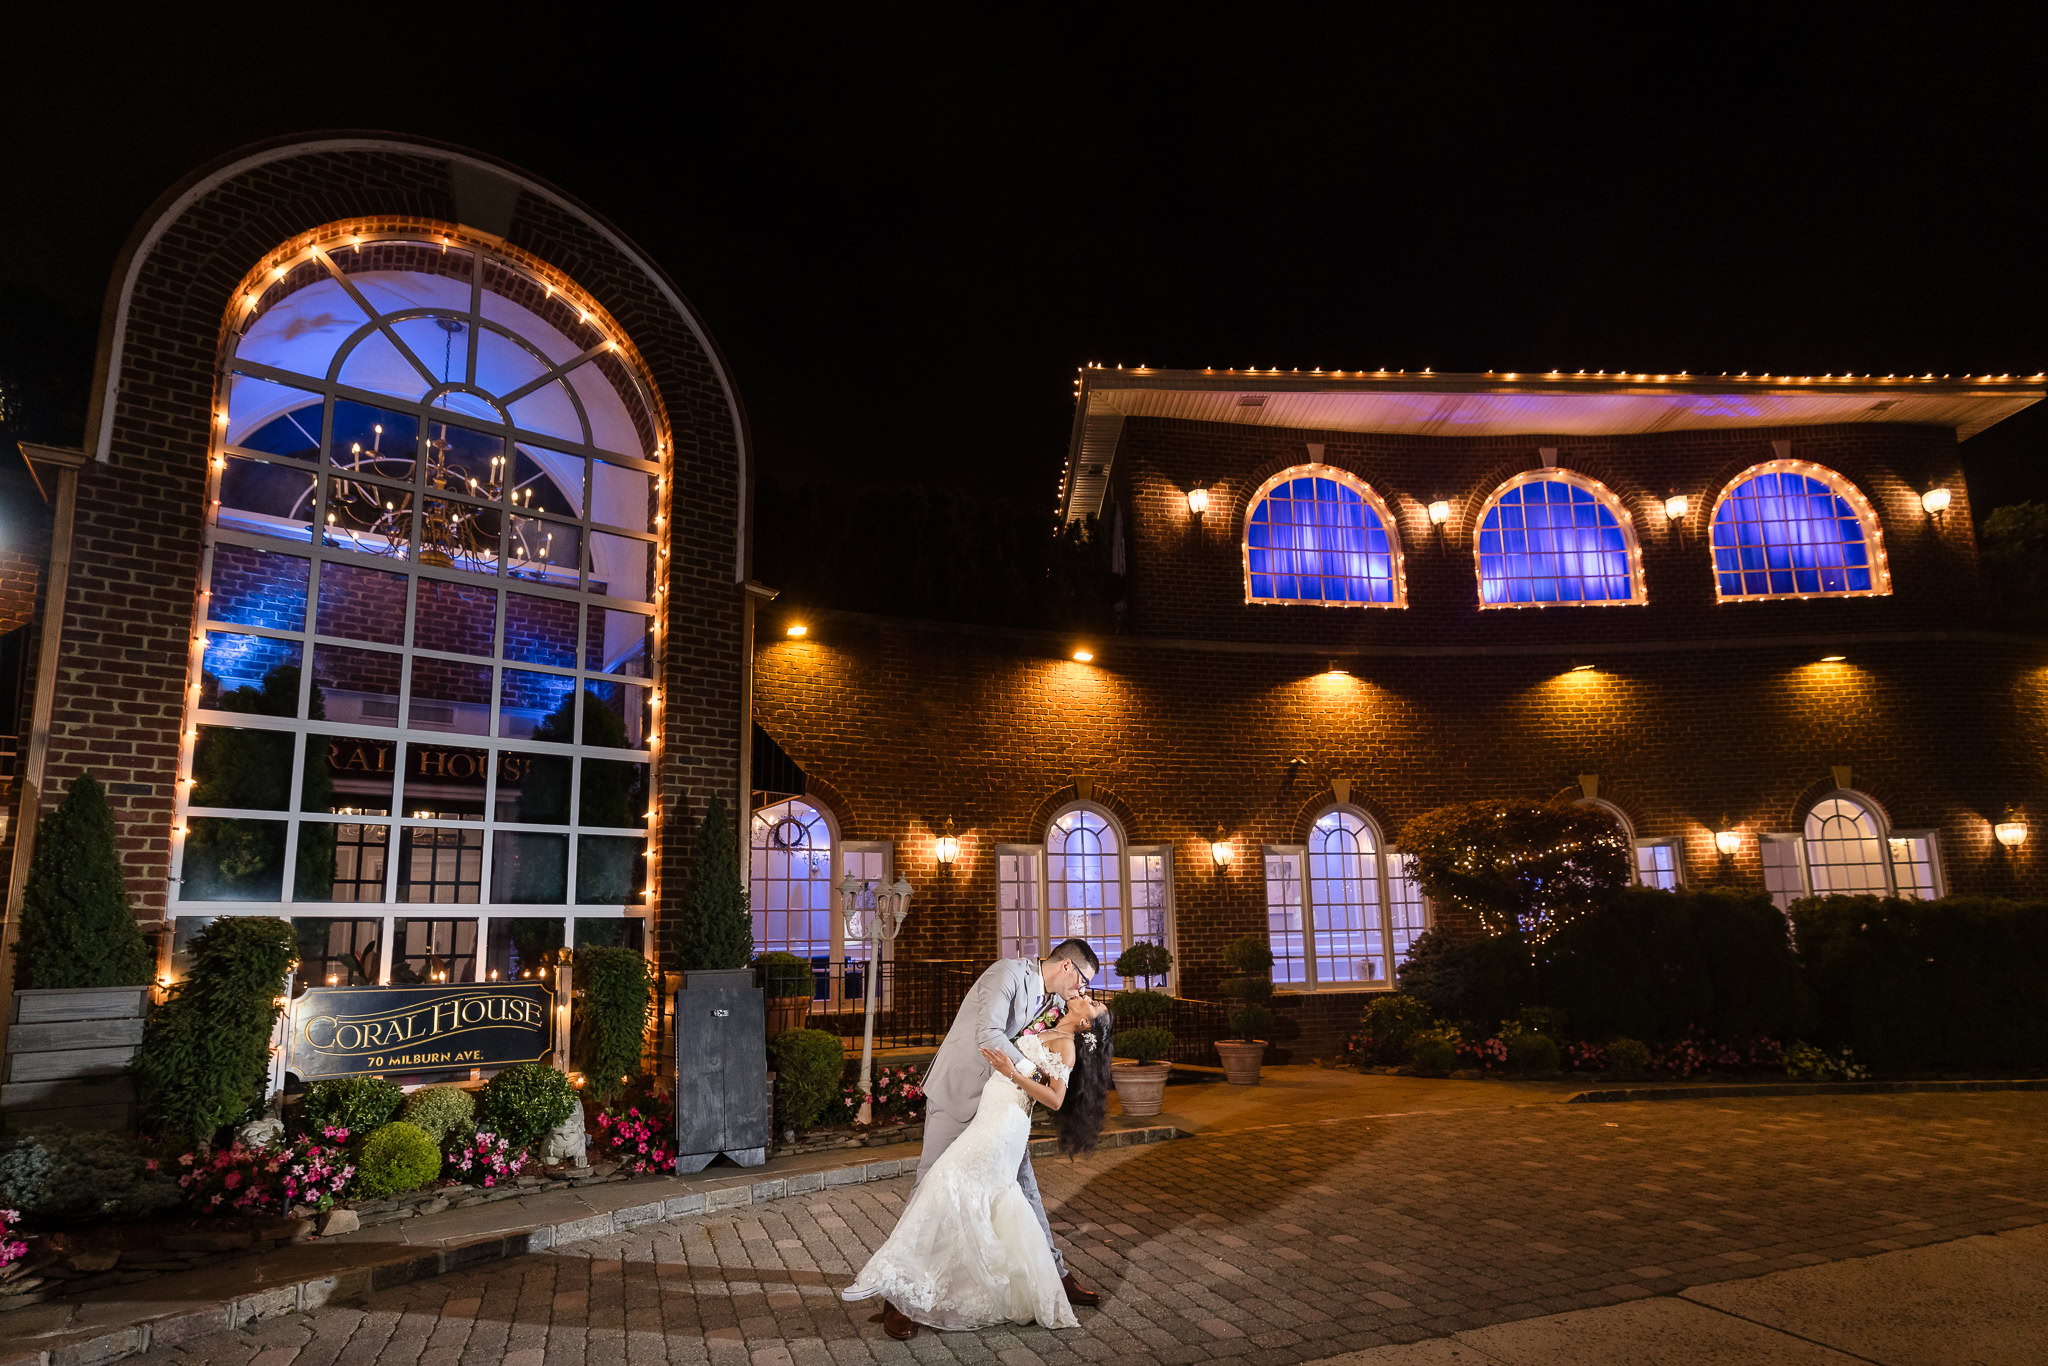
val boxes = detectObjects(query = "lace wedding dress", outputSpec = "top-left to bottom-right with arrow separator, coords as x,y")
840,1032 -> 1079,1330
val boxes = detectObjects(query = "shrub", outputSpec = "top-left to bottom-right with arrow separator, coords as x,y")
577,945 -> 653,1103
1351,994 -> 1437,1066
134,915 -> 299,1146
1504,1030 -> 1561,1074
680,798 -> 752,971
477,1063 -> 579,1151
1397,801 -> 1629,940
752,951 -> 811,998
298,1075 -> 403,1139
178,1130 -> 355,1214
1114,941 -> 1173,987
0,1127 -> 182,1226
14,774 -> 154,990
356,1121 -> 442,1197
769,1028 -> 844,1132
1784,1042 -> 1869,1082
837,1061 -> 928,1125
1605,1037 -> 1652,1078
1407,1027 -> 1461,1077
399,1086 -> 476,1144
1117,1027 -> 1176,1066
445,1131 -> 528,1187
1395,927 -> 1533,1033
1221,935 -> 1275,1041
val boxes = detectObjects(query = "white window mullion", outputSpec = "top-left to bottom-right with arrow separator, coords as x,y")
996,844 -> 1044,961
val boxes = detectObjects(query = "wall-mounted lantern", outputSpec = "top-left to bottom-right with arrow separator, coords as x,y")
1714,825 -> 1742,857
1210,825 -> 1233,867
1428,499 -> 1452,527
1921,487 -> 1952,516
934,816 -> 960,866
786,623 -> 808,638
1995,813 -> 2028,849
1663,493 -> 1689,522
1071,648 -> 1094,663
1186,485 -> 1210,518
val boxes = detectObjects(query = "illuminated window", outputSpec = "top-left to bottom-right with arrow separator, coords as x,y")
750,798 -> 836,966
998,804 -> 1173,989
1264,808 -> 1430,991
1711,462 -> 1887,600
1633,840 -> 1683,891
1244,467 -> 1404,606
1805,796 -> 1890,894
1475,472 -> 1643,607
173,225 -> 659,984
1763,792 -> 1941,907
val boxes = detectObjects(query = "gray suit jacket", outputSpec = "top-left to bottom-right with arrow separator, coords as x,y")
922,958 -> 1048,1123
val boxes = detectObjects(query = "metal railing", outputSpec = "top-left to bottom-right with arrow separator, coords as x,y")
803,958 -> 982,1051
1097,986 -> 1234,1066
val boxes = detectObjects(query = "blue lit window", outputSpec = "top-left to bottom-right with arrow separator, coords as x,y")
1475,474 -> 1641,607
1711,463 -> 1886,600
1244,468 -> 1402,606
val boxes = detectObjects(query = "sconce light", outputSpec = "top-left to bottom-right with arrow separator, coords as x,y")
1210,825 -> 1233,867
1921,487 -> 1952,516
786,623 -> 809,638
1714,825 -> 1742,857
1663,494 -> 1690,522
1186,485 -> 1210,517
1995,813 -> 2028,849
1323,660 -> 1349,678
1071,648 -> 1094,663
1819,654 -> 1846,664
1427,499 -> 1452,527
935,816 -> 960,866
1570,662 -> 1597,673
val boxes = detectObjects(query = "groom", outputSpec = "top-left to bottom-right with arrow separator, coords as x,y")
881,939 -> 1102,1340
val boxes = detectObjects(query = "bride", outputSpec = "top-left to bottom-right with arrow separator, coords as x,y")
842,994 -> 1114,1331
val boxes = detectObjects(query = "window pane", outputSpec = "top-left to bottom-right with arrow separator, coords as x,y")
491,831 -> 568,904
591,457 -> 652,534
306,735 -> 395,815
208,542 -> 309,631
226,377 -> 324,458
391,917 -> 478,982
750,800 -> 834,963
574,917 -> 646,951
327,400 -> 422,475
486,917 -> 564,981
1888,835 -> 1937,900
414,579 -> 498,657
579,756 -> 648,829
586,608 -> 651,676
398,826 -> 482,902
500,668 -> 577,738
498,750 -> 572,825
310,643 -> 400,726
182,817 -> 287,900
409,659 -> 493,735
323,474 -> 416,561
317,561 -> 408,645
1479,479 -> 1637,607
219,456 -> 317,542
998,850 -> 1041,960
577,835 -> 646,904
201,633 -> 301,707
1245,471 -> 1398,605
1713,465 -> 1879,600
293,820 -> 389,904
1804,797 -> 1888,894
402,743 -> 490,820
1309,811 -> 1384,985
507,516 -> 580,587
291,918 -> 383,991
503,592 -> 578,667
589,530 -> 654,603
584,678 -> 651,750
192,725 -> 294,810
1263,850 -> 1308,986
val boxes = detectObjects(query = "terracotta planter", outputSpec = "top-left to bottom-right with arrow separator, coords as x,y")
764,995 -> 811,1039
1215,1039 -> 1267,1085
1110,1060 -> 1172,1116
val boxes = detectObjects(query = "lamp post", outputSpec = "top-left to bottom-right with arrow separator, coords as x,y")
840,872 -> 913,1125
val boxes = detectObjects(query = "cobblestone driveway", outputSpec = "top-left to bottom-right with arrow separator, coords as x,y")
137,1092 -> 2048,1366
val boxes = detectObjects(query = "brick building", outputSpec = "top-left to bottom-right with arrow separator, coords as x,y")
1,134 -> 759,1035
752,367 -> 2047,1057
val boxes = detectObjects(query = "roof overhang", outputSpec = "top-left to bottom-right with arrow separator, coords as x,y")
1058,367 -> 2044,524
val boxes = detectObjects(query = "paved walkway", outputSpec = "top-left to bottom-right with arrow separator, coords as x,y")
122,1077 -> 2048,1366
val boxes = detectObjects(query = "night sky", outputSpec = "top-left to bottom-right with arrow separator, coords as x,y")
5,18 -> 2043,519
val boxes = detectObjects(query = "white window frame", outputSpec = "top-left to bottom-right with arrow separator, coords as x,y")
1240,463 -> 1408,609
1762,791 -> 1944,907
1471,468 -> 1647,610
1631,837 -> 1685,890
1708,458 -> 1891,603
994,803 -> 1176,990
1263,804 -> 1431,993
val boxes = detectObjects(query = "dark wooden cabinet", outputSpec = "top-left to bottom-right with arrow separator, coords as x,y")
673,969 -> 769,1171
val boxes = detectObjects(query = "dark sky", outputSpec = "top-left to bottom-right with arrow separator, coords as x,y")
5,15 -> 2044,514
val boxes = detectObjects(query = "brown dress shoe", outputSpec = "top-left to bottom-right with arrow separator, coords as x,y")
1062,1272 -> 1101,1307
881,1301 -> 920,1339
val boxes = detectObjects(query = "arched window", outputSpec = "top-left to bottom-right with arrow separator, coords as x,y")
1710,461 -> 1888,600
1761,791 -> 1941,908
1474,472 -> 1643,607
1262,807 -> 1428,990
751,799 -> 837,964
1578,798 -> 1683,890
1243,467 -> 1404,607
173,226 -> 661,991
995,802 -> 1173,989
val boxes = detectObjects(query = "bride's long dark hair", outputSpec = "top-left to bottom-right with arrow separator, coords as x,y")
1052,1006 -> 1114,1156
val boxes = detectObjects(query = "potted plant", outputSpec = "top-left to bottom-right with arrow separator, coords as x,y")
1216,934 -> 1274,1085
1108,943 -> 1175,1116
673,798 -> 769,1170
753,951 -> 814,1039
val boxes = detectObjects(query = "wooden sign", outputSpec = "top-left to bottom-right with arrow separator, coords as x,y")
287,982 -> 554,1079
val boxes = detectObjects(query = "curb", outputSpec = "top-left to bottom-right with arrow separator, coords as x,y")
0,1124 -> 1186,1366
1566,1078 -> 2048,1104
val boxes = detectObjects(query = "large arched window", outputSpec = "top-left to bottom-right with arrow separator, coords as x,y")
1710,461 -> 1888,600
995,802 -> 1173,989
1262,808 -> 1428,990
1474,471 -> 1644,607
1243,466 -> 1404,607
174,226 -> 662,990
1760,791 -> 1941,908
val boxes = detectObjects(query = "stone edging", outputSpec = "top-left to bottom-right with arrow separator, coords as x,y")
0,1125 -> 1186,1366
1566,1078 -> 2048,1104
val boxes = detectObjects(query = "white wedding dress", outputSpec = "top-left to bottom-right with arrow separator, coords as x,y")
840,1032 -> 1079,1330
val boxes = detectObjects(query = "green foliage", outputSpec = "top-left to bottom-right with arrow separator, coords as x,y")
577,945 -> 653,1103
1353,994 -> 1438,1066
1980,502 -> 2048,633
399,1086 -> 476,1144
0,1127 -> 183,1226
1789,895 -> 2048,1073
1393,927 -> 1534,1033
14,773 -> 153,989
1117,1026 -> 1176,1066
753,951 -> 812,998
477,1063 -> 579,1151
1114,941 -> 1173,987
356,1121 -> 443,1197
1503,1030 -> 1561,1074
1220,934 -> 1275,1042
134,915 -> 298,1145
1604,1037 -> 1652,1077
1222,935 -> 1274,977
296,1075 -> 403,1139
681,798 -> 753,971
1111,988 -> 1173,1027
1407,1026 -> 1462,1077
768,1029 -> 844,1132
1396,802 -> 1630,941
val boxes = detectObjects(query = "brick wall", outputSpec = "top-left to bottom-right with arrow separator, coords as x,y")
35,140 -> 746,950
754,614 -> 2048,1058
0,550 -> 43,638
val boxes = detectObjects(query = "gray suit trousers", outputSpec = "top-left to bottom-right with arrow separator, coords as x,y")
914,1106 -> 1066,1276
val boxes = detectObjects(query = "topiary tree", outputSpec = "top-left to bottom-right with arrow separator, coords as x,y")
680,797 -> 752,971
14,773 -> 153,990
134,915 -> 299,1146
1220,935 -> 1275,1042
1397,800 -> 1630,943
576,944 -> 653,1103
1112,942 -> 1176,1065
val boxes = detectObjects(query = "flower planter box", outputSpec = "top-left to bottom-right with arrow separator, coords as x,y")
2,987 -> 150,1130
